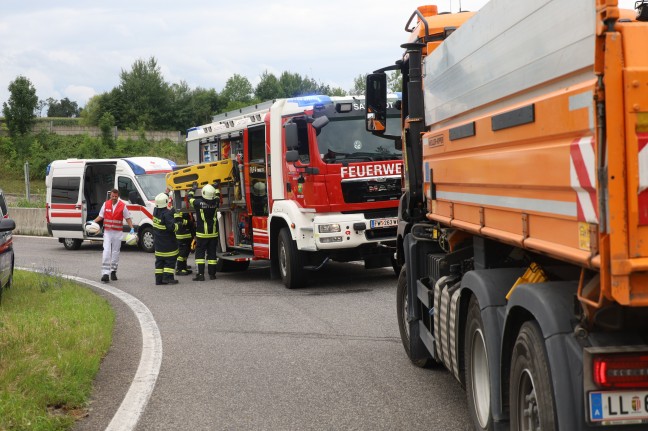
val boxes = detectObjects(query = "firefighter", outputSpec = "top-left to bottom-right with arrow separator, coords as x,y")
153,193 -> 181,285
188,182 -> 220,281
175,208 -> 195,276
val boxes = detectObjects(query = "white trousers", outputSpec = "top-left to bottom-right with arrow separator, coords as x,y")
102,230 -> 123,275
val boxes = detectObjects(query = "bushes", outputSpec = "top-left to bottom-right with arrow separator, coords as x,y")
1,132 -> 187,181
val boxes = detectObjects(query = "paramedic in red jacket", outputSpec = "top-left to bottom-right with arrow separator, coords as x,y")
93,188 -> 134,283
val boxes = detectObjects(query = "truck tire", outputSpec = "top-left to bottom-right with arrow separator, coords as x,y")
465,295 -> 493,430
396,267 -> 432,367
62,238 -> 82,250
139,227 -> 155,253
278,227 -> 305,289
509,321 -> 556,431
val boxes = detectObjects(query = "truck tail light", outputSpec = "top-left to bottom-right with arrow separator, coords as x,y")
593,353 -> 648,389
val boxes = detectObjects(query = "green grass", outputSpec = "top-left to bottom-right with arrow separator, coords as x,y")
0,270 -> 115,430
0,176 -> 46,197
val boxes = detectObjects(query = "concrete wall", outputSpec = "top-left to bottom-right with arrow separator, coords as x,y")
8,208 -> 49,236
0,123 -> 184,143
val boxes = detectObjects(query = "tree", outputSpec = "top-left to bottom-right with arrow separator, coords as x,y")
350,74 -> 366,96
47,97 -> 81,117
254,71 -> 283,102
388,70 -> 403,93
221,74 -> 253,106
99,112 -> 116,149
117,56 -> 172,130
35,99 -> 48,117
2,75 -> 39,137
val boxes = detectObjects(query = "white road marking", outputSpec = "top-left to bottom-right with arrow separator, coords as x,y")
18,268 -> 162,431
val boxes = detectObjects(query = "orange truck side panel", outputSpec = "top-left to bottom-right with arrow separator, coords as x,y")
425,81 -> 597,267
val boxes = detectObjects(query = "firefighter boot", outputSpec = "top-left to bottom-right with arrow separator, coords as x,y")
162,274 -> 179,285
155,274 -> 168,286
209,273 -> 217,280
192,273 -> 205,282
111,271 -> 118,281
176,261 -> 192,276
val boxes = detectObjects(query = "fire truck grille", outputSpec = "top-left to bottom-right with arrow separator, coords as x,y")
341,178 -> 401,203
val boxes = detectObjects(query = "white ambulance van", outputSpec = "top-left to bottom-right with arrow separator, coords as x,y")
45,157 -> 176,252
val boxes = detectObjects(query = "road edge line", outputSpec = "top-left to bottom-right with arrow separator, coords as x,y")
18,268 -> 162,431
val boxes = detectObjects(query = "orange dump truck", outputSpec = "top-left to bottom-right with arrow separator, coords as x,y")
366,0 -> 648,429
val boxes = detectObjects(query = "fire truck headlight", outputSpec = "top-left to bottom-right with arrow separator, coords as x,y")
320,236 -> 343,244
318,224 -> 341,233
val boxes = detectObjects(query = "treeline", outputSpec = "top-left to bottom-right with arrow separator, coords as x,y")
81,58 -> 354,132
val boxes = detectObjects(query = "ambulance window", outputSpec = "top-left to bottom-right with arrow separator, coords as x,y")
118,176 -> 138,201
51,177 -> 80,204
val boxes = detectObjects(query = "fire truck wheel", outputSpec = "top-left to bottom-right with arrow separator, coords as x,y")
139,227 -> 155,253
396,267 -> 432,368
465,295 -> 493,431
391,256 -> 402,276
509,321 -> 556,431
278,227 -> 306,289
62,238 -> 82,250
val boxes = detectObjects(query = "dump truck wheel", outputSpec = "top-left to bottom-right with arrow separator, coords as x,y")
465,295 -> 493,430
396,267 -> 432,368
509,321 -> 556,431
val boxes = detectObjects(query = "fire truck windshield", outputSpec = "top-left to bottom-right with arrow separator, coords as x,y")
316,116 -> 402,164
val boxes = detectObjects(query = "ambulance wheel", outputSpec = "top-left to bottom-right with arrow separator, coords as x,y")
139,227 -> 155,253
509,321 -> 556,431
278,227 -> 306,289
63,238 -> 82,250
465,295 -> 493,431
396,267 -> 432,368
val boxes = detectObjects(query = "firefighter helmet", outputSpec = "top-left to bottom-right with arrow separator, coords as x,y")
125,232 -> 138,246
202,184 -> 218,200
155,193 -> 169,208
85,221 -> 101,236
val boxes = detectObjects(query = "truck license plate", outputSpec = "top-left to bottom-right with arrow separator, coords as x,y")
589,391 -> 648,424
370,218 -> 397,228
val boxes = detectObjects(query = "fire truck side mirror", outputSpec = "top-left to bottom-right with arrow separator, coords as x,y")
366,73 -> 388,134
311,116 -> 329,135
284,122 -> 299,150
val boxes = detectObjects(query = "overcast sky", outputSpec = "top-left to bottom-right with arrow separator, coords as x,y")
0,0 -> 639,110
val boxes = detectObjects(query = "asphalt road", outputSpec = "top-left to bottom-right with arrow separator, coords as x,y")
15,235 -> 472,430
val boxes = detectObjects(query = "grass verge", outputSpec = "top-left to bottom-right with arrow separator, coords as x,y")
0,270 -> 115,430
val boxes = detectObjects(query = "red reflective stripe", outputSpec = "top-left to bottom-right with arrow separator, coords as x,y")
570,136 -> 598,223
50,212 -> 82,218
126,205 -> 153,219
50,203 -> 78,209
638,133 -> 648,225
